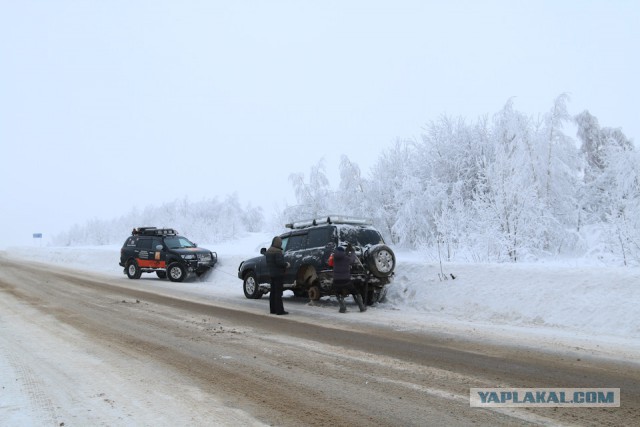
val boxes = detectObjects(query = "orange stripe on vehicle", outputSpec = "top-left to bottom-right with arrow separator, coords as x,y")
137,259 -> 166,268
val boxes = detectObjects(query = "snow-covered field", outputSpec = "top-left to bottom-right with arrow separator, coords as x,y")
6,232 -> 640,362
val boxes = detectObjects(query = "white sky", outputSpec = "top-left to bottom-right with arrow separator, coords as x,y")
1,0 -> 638,247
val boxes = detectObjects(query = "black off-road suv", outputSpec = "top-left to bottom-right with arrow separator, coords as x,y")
119,227 -> 217,282
237,216 -> 395,305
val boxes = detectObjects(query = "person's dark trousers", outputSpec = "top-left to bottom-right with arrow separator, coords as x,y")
334,279 -> 366,312
270,280 -> 284,314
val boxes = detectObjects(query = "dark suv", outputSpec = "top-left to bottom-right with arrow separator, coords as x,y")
237,216 -> 395,305
119,227 -> 217,282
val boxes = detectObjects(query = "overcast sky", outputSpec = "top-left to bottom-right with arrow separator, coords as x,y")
1,0 -> 638,247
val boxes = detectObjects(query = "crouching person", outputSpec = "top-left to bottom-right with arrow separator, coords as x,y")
331,244 -> 366,313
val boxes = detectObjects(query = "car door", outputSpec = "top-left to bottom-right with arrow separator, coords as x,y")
304,227 -> 332,269
134,237 -> 154,268
282,232 -> 307,283
149,237 -> 166,269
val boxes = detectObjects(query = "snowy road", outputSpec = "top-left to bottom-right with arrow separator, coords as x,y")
1,256 -> 638,426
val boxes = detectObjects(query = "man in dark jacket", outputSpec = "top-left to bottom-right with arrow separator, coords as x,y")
265,236 -> 289,315
332,244 -> 366,313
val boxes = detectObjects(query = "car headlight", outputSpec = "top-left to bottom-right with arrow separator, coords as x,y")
181,254 -> 196,260
198,253 -> 212,262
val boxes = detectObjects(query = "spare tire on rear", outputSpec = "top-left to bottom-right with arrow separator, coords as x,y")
366,244 -> 395,278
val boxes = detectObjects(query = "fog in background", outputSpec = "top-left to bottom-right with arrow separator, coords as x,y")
1,1 -> 638,248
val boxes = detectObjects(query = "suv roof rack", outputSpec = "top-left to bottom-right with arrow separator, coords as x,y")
285,215 -> 372,229
132,227 -> 178,236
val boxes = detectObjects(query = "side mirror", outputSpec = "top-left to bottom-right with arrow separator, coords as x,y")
260,248 -> 266,255
155,245 -> 163,251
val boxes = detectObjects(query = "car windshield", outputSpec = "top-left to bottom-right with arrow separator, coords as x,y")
164,236 -> 196,249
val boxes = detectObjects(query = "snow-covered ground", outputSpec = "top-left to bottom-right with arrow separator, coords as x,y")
2,232 -> 640,425
5,232 -> 640,362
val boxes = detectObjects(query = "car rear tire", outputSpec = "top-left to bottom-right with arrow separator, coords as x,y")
126,260 -> 142,279
243,271 -> 263,299
168,262 -> 186,282
367,245 -> 396,278
365,288 -> 386,305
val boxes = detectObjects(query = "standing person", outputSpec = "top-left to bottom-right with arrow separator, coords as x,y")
265,236 -> 289,315
332,244 -> 366,313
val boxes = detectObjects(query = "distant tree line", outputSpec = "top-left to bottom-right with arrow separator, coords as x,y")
288,95 -> 639,265
52,194 -> 264,246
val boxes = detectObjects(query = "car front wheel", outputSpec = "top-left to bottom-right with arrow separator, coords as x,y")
167,262 -> 186,282
243,271 -> 263,299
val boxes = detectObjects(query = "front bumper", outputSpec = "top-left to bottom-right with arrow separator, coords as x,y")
185,251 -> 217,273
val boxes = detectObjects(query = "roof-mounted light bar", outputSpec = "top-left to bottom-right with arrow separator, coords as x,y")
132,227 -> 178,236
285,215 -> 372,229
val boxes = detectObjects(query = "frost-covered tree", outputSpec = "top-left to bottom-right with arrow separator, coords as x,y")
336,155 -> 367,217
530,94 -> 582,253
242,203 -> 264,232
470,100 -> 545,261
576,110 -> 634,223
391,173 -> 432,247
582,127 -> 640,265
287,158 -> 333,220
414,115 -> 492,255
367,140 -> 415,244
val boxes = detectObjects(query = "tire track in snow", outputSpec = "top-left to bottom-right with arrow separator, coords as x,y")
0,301 -> 59,426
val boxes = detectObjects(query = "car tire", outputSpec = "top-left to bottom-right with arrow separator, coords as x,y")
366,290 -> 376,305
243,271 -> 263,299
365,287 -> 387,305
126,260 -> 142,279
167,262 -> 186,282
156,270 -> 167,279
307,285 -> 321,301
367,245 -> 396,278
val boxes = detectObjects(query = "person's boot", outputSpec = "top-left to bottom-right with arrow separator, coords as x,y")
338,295 -> 347,313
355,294 -> 367,312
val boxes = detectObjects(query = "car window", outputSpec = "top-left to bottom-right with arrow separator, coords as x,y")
136,238 -> 153,250
164,236 -> 196,249
356,229 -> 384,246
152,238 -> 163,249
339,227 -> 384,246
280,236 -> 289,251
306,228 -> 329,248
285,234 -> 306,252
